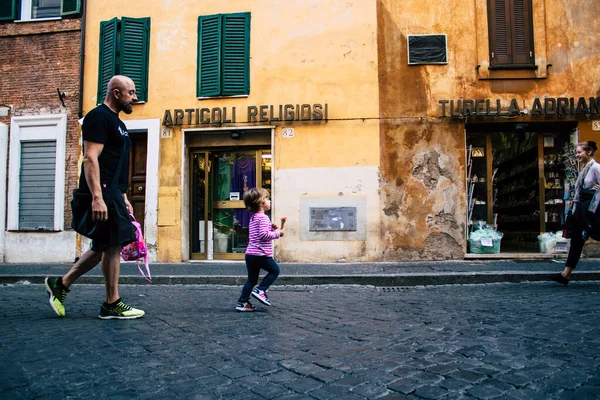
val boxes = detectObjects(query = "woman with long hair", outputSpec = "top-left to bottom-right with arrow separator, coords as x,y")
551,140 -> 600,285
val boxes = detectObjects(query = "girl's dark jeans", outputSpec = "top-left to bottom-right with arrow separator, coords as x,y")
238,255 -> 280,303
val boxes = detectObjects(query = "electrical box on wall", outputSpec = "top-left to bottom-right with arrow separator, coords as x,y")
309,207 -> 357,231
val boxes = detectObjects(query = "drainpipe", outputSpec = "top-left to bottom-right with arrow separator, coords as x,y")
75,0 -> 87,259
78,0 -> 87,118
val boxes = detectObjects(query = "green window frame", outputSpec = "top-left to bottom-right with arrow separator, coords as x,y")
97,16 -> 150,104
197,13 -> 250,98
0,0 -> 80,21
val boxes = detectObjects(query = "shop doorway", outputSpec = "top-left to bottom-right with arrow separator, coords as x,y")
466,122 -> 578,254
189,147 -> 272,260
128,130 -> 147,232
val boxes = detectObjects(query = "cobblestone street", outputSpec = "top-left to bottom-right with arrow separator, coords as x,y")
1,282 -> 599,399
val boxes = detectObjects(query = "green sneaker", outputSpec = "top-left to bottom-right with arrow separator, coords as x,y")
99,299 -> 145,320
44,277 -> 69,317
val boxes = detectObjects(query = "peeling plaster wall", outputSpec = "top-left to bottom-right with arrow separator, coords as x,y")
379,120 -> 466,260
377,0 -> 600,260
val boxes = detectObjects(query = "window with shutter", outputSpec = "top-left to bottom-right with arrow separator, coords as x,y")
60,0 -> 79,16
487,0 -> 534,68
7,114 -> 67,232
97,17 -> 151,104
121,17 -> 150,102
197,13 -> 250,98
0,0 -> 17,21
97,18 -> 118,105
0,0 -> 79,21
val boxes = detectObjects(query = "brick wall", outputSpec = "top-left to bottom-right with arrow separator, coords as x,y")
0,18 -> 82,229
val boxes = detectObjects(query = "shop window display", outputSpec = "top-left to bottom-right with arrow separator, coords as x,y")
492,130 -> 540,252
466,124 -> 577,254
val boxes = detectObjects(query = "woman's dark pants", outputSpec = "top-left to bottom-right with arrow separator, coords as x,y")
566,224 -> 585,269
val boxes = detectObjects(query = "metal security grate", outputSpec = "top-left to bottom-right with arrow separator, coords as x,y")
19,141 -> 56,230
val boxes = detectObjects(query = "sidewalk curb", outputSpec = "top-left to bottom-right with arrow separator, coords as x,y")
3,271 -> 600,286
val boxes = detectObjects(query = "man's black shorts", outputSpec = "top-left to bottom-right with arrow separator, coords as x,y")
91,188 -> 136,252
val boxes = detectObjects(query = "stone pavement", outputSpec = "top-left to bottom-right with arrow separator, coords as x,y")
0,259 -> 600,286
1,281 -> 600,399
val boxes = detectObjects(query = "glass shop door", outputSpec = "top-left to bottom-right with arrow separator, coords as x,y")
190,148 -> 272,260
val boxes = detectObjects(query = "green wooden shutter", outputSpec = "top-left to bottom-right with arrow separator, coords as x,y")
0,0 -> 17,21
97,18 -> 118,104
60,0 -> 80,16
121,17 -> 151,102
221,13 -> 250,96
197,15 -> 222,97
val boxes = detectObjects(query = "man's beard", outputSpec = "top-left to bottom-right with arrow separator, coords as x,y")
119,99 -> 133,114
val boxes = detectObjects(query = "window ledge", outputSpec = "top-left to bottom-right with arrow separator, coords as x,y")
479,65 -> 547,80
488,64 -> 538,70
197,95 -> 249,100
7,229 -> 61,232
15,17 -> 61,23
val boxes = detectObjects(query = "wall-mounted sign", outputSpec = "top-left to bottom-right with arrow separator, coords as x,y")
309,207 -> 357,231
472,147 -> 484,157
593,121 -> 600,131
439,97 -> 600,118
162,103 -> 328,126
543,137 -> 555,148
282,128 -> 295,138
229,192 -> 240,201
161,128 -> 172,139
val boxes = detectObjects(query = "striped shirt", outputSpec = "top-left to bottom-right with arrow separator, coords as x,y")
246,212 -> 280,257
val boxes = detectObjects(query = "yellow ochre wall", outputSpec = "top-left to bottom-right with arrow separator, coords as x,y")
83,1 -> 381,262
377,0 -> 600,259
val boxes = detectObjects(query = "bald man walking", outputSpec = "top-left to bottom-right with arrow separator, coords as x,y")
45,75 -> 145,320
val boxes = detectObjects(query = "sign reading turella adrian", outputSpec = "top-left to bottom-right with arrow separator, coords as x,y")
162,103 -> 328,126
439,97 -> 600,117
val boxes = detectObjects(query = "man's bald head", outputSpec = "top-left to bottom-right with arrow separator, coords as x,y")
106,75 -> 135,98
104,75 -> 137,114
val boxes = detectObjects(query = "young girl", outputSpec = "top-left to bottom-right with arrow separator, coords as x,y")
236,187 -> 285,311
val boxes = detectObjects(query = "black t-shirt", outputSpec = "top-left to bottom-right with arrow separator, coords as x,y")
78,104 -> 130,193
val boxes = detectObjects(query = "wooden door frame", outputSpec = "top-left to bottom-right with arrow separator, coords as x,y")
188,147 -> 270,260
127,129 -> 148,232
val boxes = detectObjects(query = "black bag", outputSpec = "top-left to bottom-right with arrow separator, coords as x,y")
71,189 -> 105,239
71,141 -> 127,239
565,189 -> 600,241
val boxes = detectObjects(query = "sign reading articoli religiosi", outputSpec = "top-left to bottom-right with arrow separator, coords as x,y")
439,97 -> 600,117
162,103 -> 328,126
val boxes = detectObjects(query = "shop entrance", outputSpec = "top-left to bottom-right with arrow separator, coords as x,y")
466,122 -> 578,254
128,130 -> 147,232
189,147 -> 272,260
